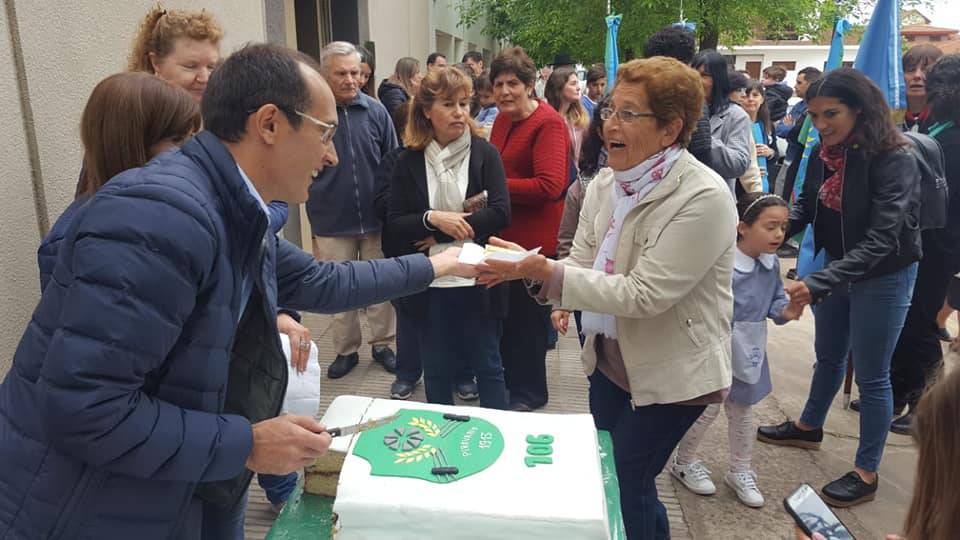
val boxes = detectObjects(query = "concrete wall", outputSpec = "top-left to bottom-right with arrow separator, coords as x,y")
0,0 -> 266,377
364,0 -> 501,86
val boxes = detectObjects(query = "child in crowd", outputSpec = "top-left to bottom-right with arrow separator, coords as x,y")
671,193 -> 803,508
474,70 -> 499,135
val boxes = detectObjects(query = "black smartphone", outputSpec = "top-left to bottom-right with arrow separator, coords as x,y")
783,484 -> 856,540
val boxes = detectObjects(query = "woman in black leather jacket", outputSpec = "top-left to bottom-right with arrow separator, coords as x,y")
758,68 -> 921,508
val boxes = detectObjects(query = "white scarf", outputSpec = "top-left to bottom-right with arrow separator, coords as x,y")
581,145 -> 684,339
425,130 -> 472,212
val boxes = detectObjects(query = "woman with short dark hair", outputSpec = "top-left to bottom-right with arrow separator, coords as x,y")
692,51 -> 755,194
758,68 -> 922,508
903,43 -> 943,132
487,47 -> 570,411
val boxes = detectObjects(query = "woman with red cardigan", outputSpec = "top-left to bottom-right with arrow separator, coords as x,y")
488,47 -> 570,411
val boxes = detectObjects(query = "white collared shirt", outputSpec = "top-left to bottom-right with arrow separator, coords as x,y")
734,246 -> 777,273
236,164 -> 269,319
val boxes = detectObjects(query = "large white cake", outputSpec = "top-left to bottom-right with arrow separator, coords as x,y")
315,396 -> 611,540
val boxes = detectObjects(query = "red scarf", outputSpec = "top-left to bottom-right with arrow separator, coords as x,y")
818,145 -> 846,212
904,107 -> 930,131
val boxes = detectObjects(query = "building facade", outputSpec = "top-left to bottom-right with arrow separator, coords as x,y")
0,1 -> 498,378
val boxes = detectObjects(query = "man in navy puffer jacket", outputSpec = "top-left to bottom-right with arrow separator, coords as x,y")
0,44 -> 472,539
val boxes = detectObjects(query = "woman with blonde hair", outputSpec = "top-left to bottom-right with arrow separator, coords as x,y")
379,56 -> 424,116
128,5 -> 223,102
545,66 -> 590,163
385,67 -> 511,408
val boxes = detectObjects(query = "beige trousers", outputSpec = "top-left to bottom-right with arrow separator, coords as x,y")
312,234 -> 396,355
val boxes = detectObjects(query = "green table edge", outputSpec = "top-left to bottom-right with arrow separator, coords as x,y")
267,430 -> 626,540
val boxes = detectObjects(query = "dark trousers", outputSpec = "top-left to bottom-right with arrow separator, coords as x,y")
179,491 -> 248,540
890,244 -> 955,409
416,287 -> 507,409
574,310 -> 585,347
257,472 -> 297,505
396,309 -> 474,386
500,281 -> 550,408
589,370 -> 705,540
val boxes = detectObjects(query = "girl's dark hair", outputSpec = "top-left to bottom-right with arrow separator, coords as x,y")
579,95 -> 611,177
691,50 -> 732,116
926,54 -> 960,125
357,45 -> 375,96
805,67 -> 906,153
474,69 -> 493,93
745,80 -> 772,138
737,192 -> 787,224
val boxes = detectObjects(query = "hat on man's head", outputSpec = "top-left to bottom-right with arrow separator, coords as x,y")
551,53 -> 576,67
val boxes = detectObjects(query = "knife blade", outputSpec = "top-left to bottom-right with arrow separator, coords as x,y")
325,413 -> 400,437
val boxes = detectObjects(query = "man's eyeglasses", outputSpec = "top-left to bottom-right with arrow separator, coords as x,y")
600,107 -> 657,123
294,110 -> 337,144
245,106 -> 337,144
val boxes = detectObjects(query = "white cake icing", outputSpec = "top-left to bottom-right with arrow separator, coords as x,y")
320,396 -> 610,540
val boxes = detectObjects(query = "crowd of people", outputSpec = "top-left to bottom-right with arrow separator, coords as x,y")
0,5 -> 959,540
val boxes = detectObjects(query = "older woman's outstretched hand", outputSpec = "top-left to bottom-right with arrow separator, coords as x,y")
476,237 -> 553,288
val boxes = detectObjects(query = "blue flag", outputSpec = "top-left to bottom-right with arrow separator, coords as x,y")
605,14 -> 622,90
795,18 -> 853,279
854,0 -> 906,110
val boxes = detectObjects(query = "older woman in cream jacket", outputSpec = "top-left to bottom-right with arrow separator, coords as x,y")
477,57 -> 736,540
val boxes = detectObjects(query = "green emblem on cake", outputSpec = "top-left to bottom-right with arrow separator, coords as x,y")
352,409 -> 504,483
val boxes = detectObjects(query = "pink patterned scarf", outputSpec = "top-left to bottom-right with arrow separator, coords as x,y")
581,144 -> 684,339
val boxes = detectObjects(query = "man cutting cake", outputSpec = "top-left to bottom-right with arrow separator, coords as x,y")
0,43 -> 474,539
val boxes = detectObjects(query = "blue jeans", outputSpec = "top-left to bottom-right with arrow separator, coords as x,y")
416,287 -> 507,409
589,370 -> 706,540
257,472 -> 298,505
179,491 -> 248,540
799,263 -> 917,471
396,309 -> 475,386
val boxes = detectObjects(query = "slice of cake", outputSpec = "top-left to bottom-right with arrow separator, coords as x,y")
304,395 -> 372,497
316,396 -> 611,540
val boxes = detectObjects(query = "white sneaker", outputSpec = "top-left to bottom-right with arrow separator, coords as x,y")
670,459 -> 716,495
724,470 -> 765,508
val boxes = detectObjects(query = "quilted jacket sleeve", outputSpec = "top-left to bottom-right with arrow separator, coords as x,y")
41,183 -> 252,482
275,238 -> 435,312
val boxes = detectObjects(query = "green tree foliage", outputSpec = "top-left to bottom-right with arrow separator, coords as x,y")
455,0 -> 927,65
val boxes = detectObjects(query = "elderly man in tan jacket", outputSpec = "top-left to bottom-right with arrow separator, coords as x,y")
477,56 -> 735,540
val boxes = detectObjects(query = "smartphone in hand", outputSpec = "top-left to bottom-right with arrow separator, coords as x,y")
784,484 -> 855,540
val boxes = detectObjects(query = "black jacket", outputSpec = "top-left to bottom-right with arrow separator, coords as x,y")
688,103 -> 712,170
929,124 -> 960,267
788,144 -> 922,301
386,136 -> 511,317
378,80 -> 409,117
765,83 -> 793,123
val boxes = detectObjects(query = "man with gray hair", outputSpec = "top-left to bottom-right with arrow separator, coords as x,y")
308,41 -> 400,379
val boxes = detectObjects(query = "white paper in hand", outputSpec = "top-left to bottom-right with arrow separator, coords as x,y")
458,242 -> 486,265
457,242 -> 541,265
483,245 -> 542,262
